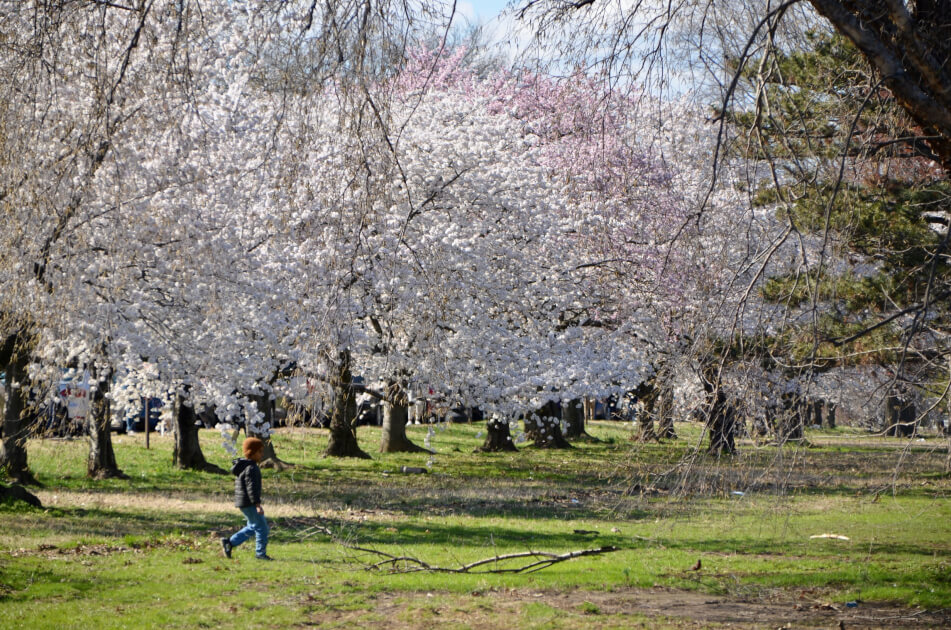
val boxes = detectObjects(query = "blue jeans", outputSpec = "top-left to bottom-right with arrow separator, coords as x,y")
229,506 -> 269,557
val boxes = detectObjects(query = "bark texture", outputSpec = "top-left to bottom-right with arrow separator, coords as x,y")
379,382 -> 429,453
0,334 -> 36,485
825,401 -> 837,429
172,395 -> 226,473
477,417 -> 519,452
777,393 -> 805,443
523,401 -> 572,449
807,0 -> 951,170
884,394 -> 917,437
706,391 -> 737,456
656,386 -> 677,439
86,369 -> 127,480
325,351 -> 370,459
633,381 -> 659,442
563,398 -> 594,440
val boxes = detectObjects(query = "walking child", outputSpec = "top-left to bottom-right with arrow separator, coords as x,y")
221,437 -> 272,560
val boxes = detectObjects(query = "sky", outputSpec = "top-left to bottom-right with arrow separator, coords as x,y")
456,1 -> 512,24
449,1 -> 532,62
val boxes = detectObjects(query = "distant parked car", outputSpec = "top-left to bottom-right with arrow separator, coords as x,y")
111,397 -> 163,433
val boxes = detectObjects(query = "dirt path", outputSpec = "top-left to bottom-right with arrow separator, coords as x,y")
34,489 -> 319,518
309,588 -> 950,629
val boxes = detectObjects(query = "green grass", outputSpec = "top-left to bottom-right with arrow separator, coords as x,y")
1,421 -> 949,628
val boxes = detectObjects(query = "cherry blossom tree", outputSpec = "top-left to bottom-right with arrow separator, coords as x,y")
0,0 -> 449,478
512,0 -> 951,447
298,48 -> 738,454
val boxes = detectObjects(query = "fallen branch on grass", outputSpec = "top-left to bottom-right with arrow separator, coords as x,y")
345,544 -> 620,574
280,515 -> 621,575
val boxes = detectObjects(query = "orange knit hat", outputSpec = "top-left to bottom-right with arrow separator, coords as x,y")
242,437 -> 264,459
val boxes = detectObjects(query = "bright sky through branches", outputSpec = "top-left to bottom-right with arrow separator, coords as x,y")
455,1 -> 510,24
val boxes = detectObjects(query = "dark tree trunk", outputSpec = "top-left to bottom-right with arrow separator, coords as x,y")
172,395 -> 225,474
656,387 -> 677,439
885,394 -> 917,437
753,406 -> 774,438
563,398 -> 594,440
825,402 -> 837,429
524,401 -> 572,449
777,393 -> 805,442
635,406 -> 657,441
706,391 -> 737,456
0,334 -> 37,485
810,400 -> 823,428
633,381 -> 659,442
476,417 -> 518,452
86,368 -> 127,480
807,0 -> 951,171
250,392 -> 293,469
583,397 -> 596,425
325,351 -> 370,459
379,382 -> 429,453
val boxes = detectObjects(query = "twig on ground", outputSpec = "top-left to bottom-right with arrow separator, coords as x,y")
281,516 -> 337,539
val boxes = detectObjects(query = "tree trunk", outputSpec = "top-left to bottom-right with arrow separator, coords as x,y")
86,368 -> 127,480
563,398 -> 594,440
250,392 -> 293,469
885,394 -> 916,437
633,381 -> 659,442
524,401 -> 572,449
172,395 -> 226,474
810,400 -> 823,428
476,417 -> 518,452
583,397 -> 597,424
706,391 -> 737,456
807,0 -> 951,171
777,394 -> 805,442
635,406 -> 657,441
0,334 -> 37,485
656,387 -> 677,439
379,382 -> 429,453
825,402 -> 837,429
325,351 -> 370,459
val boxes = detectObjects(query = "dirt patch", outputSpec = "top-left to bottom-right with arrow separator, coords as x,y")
543,588 -> 948,628
33,489 -> 332,518
300,587 -> 951,629
8,542 -> 138,558
4,534 -> 212,560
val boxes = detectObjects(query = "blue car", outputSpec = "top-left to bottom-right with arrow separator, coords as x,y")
116,397 -> 163,433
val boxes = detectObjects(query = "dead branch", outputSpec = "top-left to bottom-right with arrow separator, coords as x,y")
280,515 -> 620,574
344,544 -> 620,574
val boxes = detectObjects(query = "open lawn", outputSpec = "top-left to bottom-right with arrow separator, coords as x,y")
1,421 -> 950,629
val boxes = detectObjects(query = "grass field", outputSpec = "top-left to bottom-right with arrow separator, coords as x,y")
1,421 -> 950,629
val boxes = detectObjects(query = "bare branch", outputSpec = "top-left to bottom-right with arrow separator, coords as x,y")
346,544 -> 621,574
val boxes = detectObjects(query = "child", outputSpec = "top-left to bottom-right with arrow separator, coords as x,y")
221,437 -> 272,560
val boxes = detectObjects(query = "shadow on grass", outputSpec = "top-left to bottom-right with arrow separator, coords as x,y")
658,536 -> 950,559
0,564 -> 100,603
269,514 -> 635,552
0,503 -> 232,541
